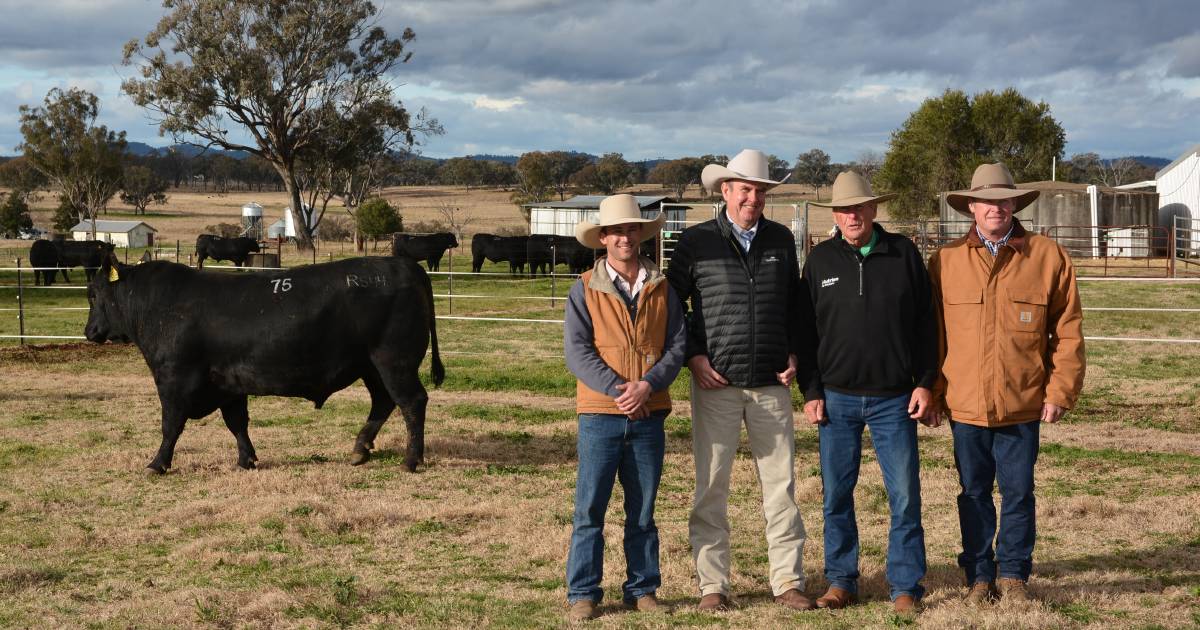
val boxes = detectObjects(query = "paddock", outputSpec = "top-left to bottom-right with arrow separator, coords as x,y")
0,243 -> 1198,628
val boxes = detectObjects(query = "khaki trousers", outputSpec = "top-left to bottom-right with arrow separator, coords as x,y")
688,375 -> 807,597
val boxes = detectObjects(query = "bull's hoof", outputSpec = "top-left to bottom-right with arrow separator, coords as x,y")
238,459 -> 257,470
349,450 -> 370,466
144,464 -> 168,476
404,459 -> 419,473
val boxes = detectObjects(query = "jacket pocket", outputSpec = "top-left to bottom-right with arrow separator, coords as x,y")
944,288 -> 983,306
1006,288 -> 1047,334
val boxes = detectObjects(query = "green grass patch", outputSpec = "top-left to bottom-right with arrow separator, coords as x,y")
1040,443 -> 1200,474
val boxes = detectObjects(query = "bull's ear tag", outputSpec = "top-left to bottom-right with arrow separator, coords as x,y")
109,266 -> 120,282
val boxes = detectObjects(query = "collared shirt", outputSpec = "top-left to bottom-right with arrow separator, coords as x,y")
605,259 -> 647,299
843,228 -> 878,257
726,211 -> 758,253
976,223 -> 1016,256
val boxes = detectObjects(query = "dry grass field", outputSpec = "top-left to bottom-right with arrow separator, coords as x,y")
1,185 -> 1198,628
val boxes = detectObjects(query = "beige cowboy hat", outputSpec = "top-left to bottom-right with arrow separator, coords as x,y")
946,162 -> 1040,217
810,170 -> 895,208
574,194 -> 666,249
701,149 -> 791,192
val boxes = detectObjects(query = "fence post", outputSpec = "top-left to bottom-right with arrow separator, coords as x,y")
1169,222 -> 1177,279
176,239 -> 180,262
447,247 -> 453,315
16,258 -> 26,345
550,244 -> 558,309
919,219 -> 929,259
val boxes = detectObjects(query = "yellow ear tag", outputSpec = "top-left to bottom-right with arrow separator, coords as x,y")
109,266 -> 120,282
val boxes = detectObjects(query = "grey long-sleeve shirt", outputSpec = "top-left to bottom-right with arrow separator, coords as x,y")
563,268 -> 687,398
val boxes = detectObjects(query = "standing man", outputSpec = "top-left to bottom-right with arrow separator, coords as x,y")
667,150 -> 817,612
563,194 -> 687,623
930,162 -> 1085,604
800,170 -> 937,616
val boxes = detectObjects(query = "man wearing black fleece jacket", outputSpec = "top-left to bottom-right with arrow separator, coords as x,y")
799,171 -> 938,617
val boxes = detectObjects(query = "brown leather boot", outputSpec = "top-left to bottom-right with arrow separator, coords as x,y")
965,581 -> 997,605
997,578 -> 1031,602
774,588 -> 817,610
815,586 -> 857,609
627,593 -> 668,613
697,593 -> 731,612
893,594 -> 920,616
567,600 -> 598,623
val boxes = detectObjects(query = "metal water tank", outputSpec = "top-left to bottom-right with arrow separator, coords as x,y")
241,202 -> 264,240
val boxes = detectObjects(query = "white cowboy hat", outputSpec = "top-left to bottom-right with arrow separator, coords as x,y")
574,194 -> 666,249
946,162 -> 1040,217
810,170 -> 896,208
700,149 -> 791,192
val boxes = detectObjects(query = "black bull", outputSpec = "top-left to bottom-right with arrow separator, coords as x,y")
84,255 -> 444,474
392,232 -> 459,271
29,239 -> 113,286
525,235 -> 596,276
195,234 -> 261,269
471,234 -> 528,274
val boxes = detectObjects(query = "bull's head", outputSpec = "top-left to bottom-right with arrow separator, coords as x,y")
250,240 -> 262,254
84,252 -> 132,344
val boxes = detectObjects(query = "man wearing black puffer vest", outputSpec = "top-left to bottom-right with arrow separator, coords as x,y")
799,170 -> 938,618
667,149 -> 819,613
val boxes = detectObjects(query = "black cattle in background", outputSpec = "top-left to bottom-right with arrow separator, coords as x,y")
525,234 -> 557,276
28,240 -> 67,286
392,232 -> 459,271
555,238 -> 597,274
195,234 -> 261,269
525,234 -> 599,276
28,239 -> 113,285
84,255 -> 443,474
471,233 -> 529,275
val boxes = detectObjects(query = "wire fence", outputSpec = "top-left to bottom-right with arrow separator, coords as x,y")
5,216 -> 1200,345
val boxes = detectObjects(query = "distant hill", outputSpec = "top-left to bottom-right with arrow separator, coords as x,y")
125,141 -> 252,160
1119,155 -> 1170,169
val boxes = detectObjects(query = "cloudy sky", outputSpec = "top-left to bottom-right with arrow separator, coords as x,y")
1,0 -> 1198,164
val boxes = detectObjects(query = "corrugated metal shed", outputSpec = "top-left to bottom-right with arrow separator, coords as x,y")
524,195 -> 682,237
70,220 -> 159,248
1156,145 -> 1200,251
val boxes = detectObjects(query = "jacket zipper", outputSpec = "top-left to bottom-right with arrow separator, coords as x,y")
729,229 -> 756,382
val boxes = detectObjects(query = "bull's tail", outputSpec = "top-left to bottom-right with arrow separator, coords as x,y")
425,270 -> 445,387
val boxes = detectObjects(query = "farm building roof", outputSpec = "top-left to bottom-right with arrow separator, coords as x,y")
70,220 -> 159,233
1156,144 -> 1200,179
522,195 -> 675,209
1017,181 -> 1157,194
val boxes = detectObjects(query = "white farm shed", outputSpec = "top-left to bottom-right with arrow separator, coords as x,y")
1156,144 -> 1200,252
524,195 -> 681,236
70,220 -> 158,248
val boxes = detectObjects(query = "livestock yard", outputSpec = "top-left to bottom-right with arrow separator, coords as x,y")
1,187 -> 1199,628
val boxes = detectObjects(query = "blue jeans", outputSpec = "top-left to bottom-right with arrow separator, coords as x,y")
566,411 -> 666,604
951,420 -> 1039,584
820,390 -> 926,600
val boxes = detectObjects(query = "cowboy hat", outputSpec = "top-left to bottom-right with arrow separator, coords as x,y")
701,149 -> 791,192
809,170 -> 895,208
946,162 -> 1040,217
574,194 -> 666,249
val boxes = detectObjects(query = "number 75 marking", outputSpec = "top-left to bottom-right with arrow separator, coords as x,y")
271,278 -> 293,293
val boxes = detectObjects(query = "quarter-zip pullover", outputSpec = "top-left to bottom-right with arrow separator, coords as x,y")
800,224 -> 938,399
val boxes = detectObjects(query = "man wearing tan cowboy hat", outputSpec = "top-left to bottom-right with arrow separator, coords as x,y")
666,149 -> 818,612
563,194 -> 687,622
799,170 -> 938,616
929,162 -> 1085,605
